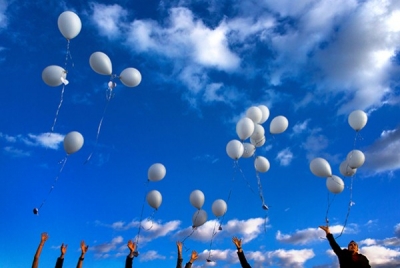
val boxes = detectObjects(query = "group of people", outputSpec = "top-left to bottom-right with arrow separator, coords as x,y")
33,225 -> 371,268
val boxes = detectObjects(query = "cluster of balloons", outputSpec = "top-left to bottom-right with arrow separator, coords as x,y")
89,51 -> 142,89
226,105 -> 288,163
146,163 -> 166,210
188,190 -> 228,228
42,11 -> 82,87
309,110 -> 368,194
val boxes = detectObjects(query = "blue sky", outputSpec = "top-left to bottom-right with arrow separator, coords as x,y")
0,0 -> 400,267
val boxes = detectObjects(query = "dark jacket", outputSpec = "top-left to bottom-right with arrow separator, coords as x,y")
125,256 -> 133,268
237,250 -> 252,268
176,257 -> 194,268
55,257 -> 64,268
327,233 -> 371,268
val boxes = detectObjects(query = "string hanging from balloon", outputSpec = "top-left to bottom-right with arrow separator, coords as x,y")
33,131 -> 84,215
84,81 -> 115,163
206,199 -> 227,262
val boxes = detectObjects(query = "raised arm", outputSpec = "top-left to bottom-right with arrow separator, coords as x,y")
232,236 -> 252,268
76,240 -> 89,268
32,232 -> 49,268
176,241 -> 183,268
55,243 -> 68,268
319,226 -> 342,255
125,240 -> 136,268
184,250 -> 198,268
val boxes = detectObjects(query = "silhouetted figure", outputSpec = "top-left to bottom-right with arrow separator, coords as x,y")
319,225 -> 371,268
232,236 -> 251,268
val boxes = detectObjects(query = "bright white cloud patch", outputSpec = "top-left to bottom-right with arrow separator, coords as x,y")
276,148 -> 293,166
90,3 -> 127,39
25,133 -> 64,149
364,127 -> 400,173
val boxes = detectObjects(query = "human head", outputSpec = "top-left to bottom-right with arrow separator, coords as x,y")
348,240 -> 358,253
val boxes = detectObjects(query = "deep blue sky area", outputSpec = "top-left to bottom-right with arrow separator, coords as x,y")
0,0 -> 400,267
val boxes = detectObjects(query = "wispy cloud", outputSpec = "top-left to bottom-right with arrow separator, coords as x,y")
363,126 -> 400,174
276,148 -> 293,166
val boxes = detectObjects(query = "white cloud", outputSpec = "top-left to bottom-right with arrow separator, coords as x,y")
292,120 -> 310,135
3,146 -> 30,157
363,126 -> 400,174
139,250 -> 166,261
276,148 -> 293,166
269,248 -> 315,268
361,245 -> 400,267
276,228 -> 321,245
24,133 -> 64,149
0,0 -> 8,30
90,3 -> 127,39
92,235 -> 124,258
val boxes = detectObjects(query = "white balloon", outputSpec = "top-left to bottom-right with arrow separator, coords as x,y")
63,131 -> 84,155
346,150 -> 365,168
58,11 -> 82,40
192,209 -> 207,228
246,106 -> 262,123
242,143 -> 256,158
226,140 -> 244,160
212,199 -> 227,218
190,190 -> 205,209
119,68 -> 142,87
326,175 -> 345,194
339,161 -> 357,177
250,136 -> 266,147
42,65 -> 67,87
146,190 -> 162,209
251,124 -> 265,141
254,156 -> 270,173
148,163 -> 166,182
236,117 -> 255,141
270,116 -> 289,134
310,158 -> 332,177
348,110 -> 368,131
89,52 -> 112,75
258,105 -> 270,124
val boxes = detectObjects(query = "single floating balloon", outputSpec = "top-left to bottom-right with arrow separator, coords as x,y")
346,150 -> 365,169
58,11 -> 82,40
42,65 -> 67,87
63,131 -> 84,155
148,163 -> 166,182
119,68 -> 142,87
236,117 -> 255,141
192,209 -> 207,228
310,157 -> 332,177
89,52 -> 112,75
270,115 -> 289,134
258,105 -> 270,124
339,161 -> 357,177
246,106 -> 262,124
242,143 -> 256,158
348,110 -> 368,131
226,139 -> 244,160
326,175 -> 344,194
254,156 -> 270,173
190,190 -> 205,210
212,199 -> 227,218
146,190 -> 162,210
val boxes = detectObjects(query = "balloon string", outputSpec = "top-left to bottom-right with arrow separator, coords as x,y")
255,171 -> 268,210
84,90 -> 113,164
207,220 -> 220,261
135,180 -> 150,248
50,84 -> 66,133
64,39 -> 74,70
38,156 -> 69,211
336,176 -> 355,239
324,192 -> 336,226
234,161 -> 257,196
181,228 -> 196,251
